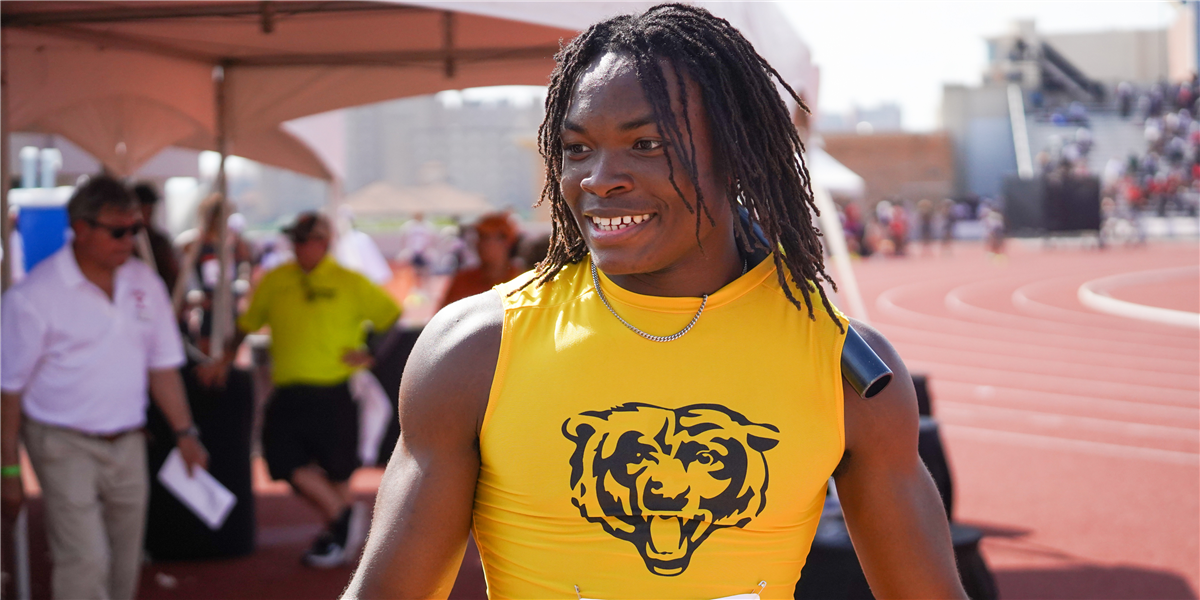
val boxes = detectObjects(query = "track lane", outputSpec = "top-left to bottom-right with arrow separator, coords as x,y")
850,241 -> 1200,594
878,284 -> 1198,360
880,323 -> 1199,374
945,280 -> 1196,346
936,401 -> 1198,455
929,380 -> 1199,430
878,324 -> 1195,374
896,341 -> 1198,390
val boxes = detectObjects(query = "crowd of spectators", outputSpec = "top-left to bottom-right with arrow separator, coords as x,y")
1112,81 -> 1200,218
838,197 -> 967,259
1036,78 -> 1200,219
0,170 -> 554,597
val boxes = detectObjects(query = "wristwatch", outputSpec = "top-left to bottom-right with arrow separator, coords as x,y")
175,424 -> 201,439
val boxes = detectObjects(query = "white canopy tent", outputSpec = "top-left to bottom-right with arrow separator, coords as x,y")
0,0 -> 581,366
1,1 -> 824,287
807,147 -> 866,200
1,1 -> 576,180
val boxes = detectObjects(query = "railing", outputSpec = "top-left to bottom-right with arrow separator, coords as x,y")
1008,84 -> 1035,179
1040,42 -> 1105,102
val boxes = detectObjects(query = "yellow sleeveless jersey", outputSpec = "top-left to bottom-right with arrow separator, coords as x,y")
475,256 -> 848,600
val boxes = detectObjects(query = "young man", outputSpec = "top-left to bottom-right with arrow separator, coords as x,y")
1,175 -> 208,599
345,5 -> 966,599
238,212 -> 400,567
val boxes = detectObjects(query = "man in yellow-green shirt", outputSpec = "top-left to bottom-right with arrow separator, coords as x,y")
238,212 -> 399,568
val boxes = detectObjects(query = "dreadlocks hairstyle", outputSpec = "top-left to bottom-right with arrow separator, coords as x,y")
529,3 -> 841,329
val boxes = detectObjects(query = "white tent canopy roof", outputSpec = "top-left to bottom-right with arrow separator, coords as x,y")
807,147 -> 866,199
2,1 -> 818,180
2,1 -> 575,178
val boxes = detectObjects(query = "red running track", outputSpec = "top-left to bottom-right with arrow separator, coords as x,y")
850,239 -> 1198,599
4,240 -> 1196,600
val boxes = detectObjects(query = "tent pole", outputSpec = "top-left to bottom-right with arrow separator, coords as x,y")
1,32 -> 31,600
210,61 -> 234,361
812,182 -> 870,323
2,32 -> 12,293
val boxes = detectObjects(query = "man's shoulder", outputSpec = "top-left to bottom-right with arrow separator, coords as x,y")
6,249 -> 70,300
257,261 -> 298,286
838,318 -> 919,468
419,290 -> 504,361
323,260 -> 394,302
757,260 -> 848,333
400,290 -> 503,430
495,262 -> 588,311
1,278 -> 36,312
326,259 -> 376,285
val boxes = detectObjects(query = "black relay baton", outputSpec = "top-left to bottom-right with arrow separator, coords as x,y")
841,325 -> 893,398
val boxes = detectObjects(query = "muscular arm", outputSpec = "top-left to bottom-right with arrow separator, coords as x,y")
833,319 -> 966,599
343,291 -> 502,599
147,369 -> 209,473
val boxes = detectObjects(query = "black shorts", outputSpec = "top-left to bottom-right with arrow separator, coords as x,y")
262,383 -> 359,483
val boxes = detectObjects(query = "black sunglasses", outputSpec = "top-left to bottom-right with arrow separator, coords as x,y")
86,219 -> 144,239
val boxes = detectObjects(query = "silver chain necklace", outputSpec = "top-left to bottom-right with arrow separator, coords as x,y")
591,257 -> 748,343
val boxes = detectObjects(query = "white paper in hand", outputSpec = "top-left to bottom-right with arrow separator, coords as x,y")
156,448 -> 237,530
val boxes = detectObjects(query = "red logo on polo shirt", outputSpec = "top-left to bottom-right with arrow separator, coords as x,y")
132,290 -> 151,320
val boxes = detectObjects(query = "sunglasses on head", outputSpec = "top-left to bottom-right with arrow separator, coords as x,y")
86,219 -> 144,239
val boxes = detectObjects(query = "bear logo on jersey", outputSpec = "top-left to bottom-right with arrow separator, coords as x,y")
562,403 -> 779,576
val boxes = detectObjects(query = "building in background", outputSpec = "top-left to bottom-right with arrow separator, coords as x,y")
941,84 -> 1018,200
821,132 -> 955,209
985,20 -> 1170,93
344,90 -> 545,219
941,11 -> 1193,202
816,103 -> 903,135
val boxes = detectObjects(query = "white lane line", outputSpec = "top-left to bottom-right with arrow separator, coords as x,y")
877,283 -> 1197,358
1012,278 -> 1138,328
894,340 -> 1200,391
878,322 -> 1200,374
946,279 -> 1191,346
931,379 -> 1200,427
903,359 -> 1199,407
937,400 -> 1200,444
1078,266 -> 1200,330
941,424 -> 1200,466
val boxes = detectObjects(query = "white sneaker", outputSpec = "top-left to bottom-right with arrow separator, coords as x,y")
302,530 -> 347,568
344,501 -> 370,562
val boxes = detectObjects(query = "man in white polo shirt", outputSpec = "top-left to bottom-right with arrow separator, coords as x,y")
0,175 -> 209,600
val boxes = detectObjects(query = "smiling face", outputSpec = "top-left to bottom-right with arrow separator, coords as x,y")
560,52 -> 739,297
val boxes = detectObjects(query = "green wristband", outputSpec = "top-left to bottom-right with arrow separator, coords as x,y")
1,464 -> 20,478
